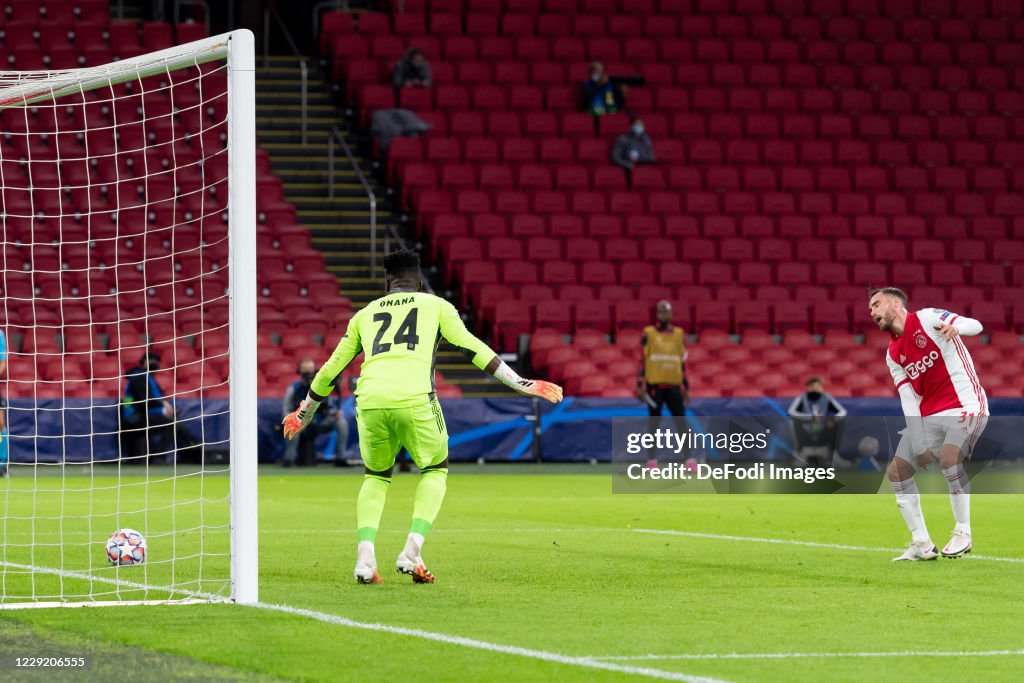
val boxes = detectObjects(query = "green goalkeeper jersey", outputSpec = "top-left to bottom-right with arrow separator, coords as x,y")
311,291 -> 495,408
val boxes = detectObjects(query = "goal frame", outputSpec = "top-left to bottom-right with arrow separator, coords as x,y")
0,29 -> 258,607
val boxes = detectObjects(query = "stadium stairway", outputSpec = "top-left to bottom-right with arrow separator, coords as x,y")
257,56 -> 388,307
258,56 -> 506,397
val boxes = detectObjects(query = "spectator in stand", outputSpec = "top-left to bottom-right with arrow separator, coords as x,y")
581,60 -> 624,116
787,376 -> 847,468
637,301 -> 690,417
611,117 -> 655,180
787,377 -> 847,420
392,48 -> 432,89
281,358 -> 349,467
120,351 -> 202,464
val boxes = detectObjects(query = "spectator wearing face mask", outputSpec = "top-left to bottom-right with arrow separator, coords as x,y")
120,351 -> 203,464
281,358 -> 350,467
581,60 -> 624,116
787,376 -> 847,468
788,377 -> 847,419
611,117 -> 656,179
393,48 -> 432,89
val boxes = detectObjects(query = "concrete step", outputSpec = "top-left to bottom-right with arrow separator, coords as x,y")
322,260 -> 371,272
271,168 -> 358,180
257,92 -> 335,106
309,236 -> 383,247
266,155 -> 369,171
255,116 -> 339,131
290,197 -> 380,211
305,225 -> 382,236
298,208 -> 390,220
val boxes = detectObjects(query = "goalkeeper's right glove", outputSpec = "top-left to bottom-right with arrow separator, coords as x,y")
282,396 -> 322,439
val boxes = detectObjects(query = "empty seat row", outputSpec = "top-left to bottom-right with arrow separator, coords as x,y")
427,211 -> 1024,243
455,256 -> 1023,291
410,187 -> 1024,224
443,234 -> 1024,267
360,81 -> 1024,117
349,0 -> 1024,22
396,136 -> 1024,170
325,8 -> 1024,48
400,161 -> 1024,197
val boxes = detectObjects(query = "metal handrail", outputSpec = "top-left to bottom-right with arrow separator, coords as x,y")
262,5 -> 308,145
328,126 -> 379,278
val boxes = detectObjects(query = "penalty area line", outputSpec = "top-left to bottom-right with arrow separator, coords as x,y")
629,528 -> 1024,564
250,601 -> 729,683
262,527 -> 1024,564
588,649 -> 1024,661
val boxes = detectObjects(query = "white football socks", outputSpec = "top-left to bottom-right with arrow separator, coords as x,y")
891,477 -> 931,544
942,465 -> 971,535
402,532 -> 425,562
357,541 -> 376,567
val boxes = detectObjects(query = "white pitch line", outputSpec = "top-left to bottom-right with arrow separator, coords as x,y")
0,559 -> 225,605
0,559 -> 728,682
251,601 -> 729,683
588,650 -> 1024,661
630,528 -> 1024,564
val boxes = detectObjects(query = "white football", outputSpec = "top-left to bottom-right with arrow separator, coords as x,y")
105,528 -> 147,566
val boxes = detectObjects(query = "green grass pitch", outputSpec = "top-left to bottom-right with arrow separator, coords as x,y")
1,465 -> 1022,682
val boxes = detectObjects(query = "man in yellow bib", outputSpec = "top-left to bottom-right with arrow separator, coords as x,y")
637,300 -> 690,417
283,249 -> 563,585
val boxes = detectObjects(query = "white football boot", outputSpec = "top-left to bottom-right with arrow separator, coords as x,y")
941,529 -> 972,558
396,552 -> 435,584
892,540 -> 939,562
354,560 -> 383,584
354,542 -> 383,584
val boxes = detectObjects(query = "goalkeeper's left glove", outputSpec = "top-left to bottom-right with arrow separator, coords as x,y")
492,361 -> 563,404
282,396 -> 322,439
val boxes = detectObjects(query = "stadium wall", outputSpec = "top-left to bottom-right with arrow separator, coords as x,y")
9,397 -> 1024,464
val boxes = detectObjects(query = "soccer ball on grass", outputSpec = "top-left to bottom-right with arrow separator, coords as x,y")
105,528 -> 147,566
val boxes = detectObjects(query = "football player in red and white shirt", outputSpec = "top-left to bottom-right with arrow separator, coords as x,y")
868,287 -> 988,561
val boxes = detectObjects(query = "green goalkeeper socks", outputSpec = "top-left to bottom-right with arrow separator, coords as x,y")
410,468 -> 448,537
356,475 -> 391,543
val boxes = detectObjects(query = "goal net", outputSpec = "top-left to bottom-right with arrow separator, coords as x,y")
0,30 -> 257,607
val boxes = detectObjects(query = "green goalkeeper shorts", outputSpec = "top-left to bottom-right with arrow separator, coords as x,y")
356,396 -> 448,472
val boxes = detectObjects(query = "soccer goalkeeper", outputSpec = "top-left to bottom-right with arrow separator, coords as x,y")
283,249 -> 563,584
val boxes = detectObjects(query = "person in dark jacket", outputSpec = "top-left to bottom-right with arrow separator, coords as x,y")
788,376 -> 847,467
392,48 -> 432,89
611,117 -> 656,171
120,352 -> 201,464
581,60 -> 624,116
281,358 -> 349,467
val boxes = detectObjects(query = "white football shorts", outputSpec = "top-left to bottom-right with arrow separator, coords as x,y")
894,408 -> 988,470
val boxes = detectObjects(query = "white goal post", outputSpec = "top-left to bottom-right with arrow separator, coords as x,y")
0,29 -> 257,607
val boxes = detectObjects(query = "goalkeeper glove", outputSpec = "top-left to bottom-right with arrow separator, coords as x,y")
513,378 -> 564,403
493,361 -> 564,403
282,396 -> 322,439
